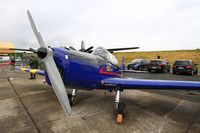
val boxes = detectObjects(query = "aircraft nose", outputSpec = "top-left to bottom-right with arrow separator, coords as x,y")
51,48 -> 69,69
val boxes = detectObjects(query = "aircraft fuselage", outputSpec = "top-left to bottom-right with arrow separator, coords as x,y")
45,48 -> 121,90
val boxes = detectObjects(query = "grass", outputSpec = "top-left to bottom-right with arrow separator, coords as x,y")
114,50 -> 200,67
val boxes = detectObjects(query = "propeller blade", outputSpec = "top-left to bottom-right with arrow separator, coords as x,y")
27,10 -> 71,115
88,50 -> 93,53
84,46 -> 93,53
81,40 -> 85,50
0,48 -> 33,52
69,46 -> 77,51
107,47 -> 139,53
44,50 -> 71,115
27,10 -> 45,48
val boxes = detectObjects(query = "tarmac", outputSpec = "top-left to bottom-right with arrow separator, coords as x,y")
1,68 -> 200,133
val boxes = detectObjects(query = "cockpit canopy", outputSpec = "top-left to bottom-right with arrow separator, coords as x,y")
92,47 -> 119,65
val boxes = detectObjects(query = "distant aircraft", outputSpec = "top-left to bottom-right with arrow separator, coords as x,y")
5,11 -> 200,124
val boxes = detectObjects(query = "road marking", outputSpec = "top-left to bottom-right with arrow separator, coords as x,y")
158,100 -> 185,133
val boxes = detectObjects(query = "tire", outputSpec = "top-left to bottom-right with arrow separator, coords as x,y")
148,69 -> 151,73
173,71 -> 176,74
191,70 -> 194,76
117,102 -> 126,116
196,70 -> 198,74
138,66 -> 142,71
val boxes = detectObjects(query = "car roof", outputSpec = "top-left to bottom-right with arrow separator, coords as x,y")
174,60 -> 192,62
150,59 -> 166,61
131,59 -> 149,61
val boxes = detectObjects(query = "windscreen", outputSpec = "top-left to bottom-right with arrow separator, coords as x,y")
174,61 -> 190,66
92,47 -> 119,65
150,60 -> 162,64
131,59 -> 142,63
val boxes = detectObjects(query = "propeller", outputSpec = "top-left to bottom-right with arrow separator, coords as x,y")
0,48 -> 36,53
78,40 -> 94,53
107,47 -> 139,53
27,10 -> 71,115
69,46 -> 77,51
80,40 -> 85,51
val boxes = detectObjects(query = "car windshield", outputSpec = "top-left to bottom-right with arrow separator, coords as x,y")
150,60 -> 162,64
174,61 -> 190,65
131,59 -> 142,63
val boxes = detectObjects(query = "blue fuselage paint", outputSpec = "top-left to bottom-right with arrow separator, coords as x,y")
45,48 -> 119,90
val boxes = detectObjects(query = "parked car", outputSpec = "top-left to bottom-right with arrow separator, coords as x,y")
0,56 -> 10,63
127,59 -> 149,71
172,60 -> 198,75
148,59 -> 170,73
16,57 -> 21,61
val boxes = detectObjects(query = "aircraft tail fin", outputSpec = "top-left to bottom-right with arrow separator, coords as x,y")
120,56 -> 126,70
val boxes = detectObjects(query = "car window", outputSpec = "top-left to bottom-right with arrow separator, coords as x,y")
150,60 -> 162,64
131,59 -> 141,63
174,61 -> 190,65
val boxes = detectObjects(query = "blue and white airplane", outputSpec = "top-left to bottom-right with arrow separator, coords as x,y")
12,11 -> 200,124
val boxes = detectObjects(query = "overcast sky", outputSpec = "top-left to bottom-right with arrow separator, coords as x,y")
0,0 -> 200,51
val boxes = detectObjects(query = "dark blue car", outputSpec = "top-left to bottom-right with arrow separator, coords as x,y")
127,59 -> 149,71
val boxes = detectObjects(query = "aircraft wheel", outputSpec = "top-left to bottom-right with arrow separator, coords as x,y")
68,94 -> 77,106
70,96 -> 77,106
117,114 -> 123,124
116,102 -> 126,124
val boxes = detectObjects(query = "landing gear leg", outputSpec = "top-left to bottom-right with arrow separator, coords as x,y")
68,89 -> 77,106
115,89 -> 126,124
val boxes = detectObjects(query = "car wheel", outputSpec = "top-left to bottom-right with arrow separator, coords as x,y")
148,69 -> 151,73
191,70 -> 194,76
138,66 -> 142,71
173,71 -> 176,74
196,70 -> 198,74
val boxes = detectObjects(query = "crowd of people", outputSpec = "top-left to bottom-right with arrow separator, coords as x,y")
6,56 -> 39,79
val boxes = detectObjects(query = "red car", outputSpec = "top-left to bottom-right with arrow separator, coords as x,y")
148,59 -> 170,73
172,60 -> 198,75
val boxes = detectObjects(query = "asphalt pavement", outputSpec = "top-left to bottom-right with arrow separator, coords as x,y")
0,69 -> 200,133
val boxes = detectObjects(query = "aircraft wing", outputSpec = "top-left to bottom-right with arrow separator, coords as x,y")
101,77 -> 200,89
16,67 -> 45,76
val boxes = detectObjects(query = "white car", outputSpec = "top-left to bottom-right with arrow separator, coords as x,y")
0,56 -> 10,62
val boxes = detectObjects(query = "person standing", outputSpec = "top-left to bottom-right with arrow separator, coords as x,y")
29,56 -> 38,79
10,58 -> 16,71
